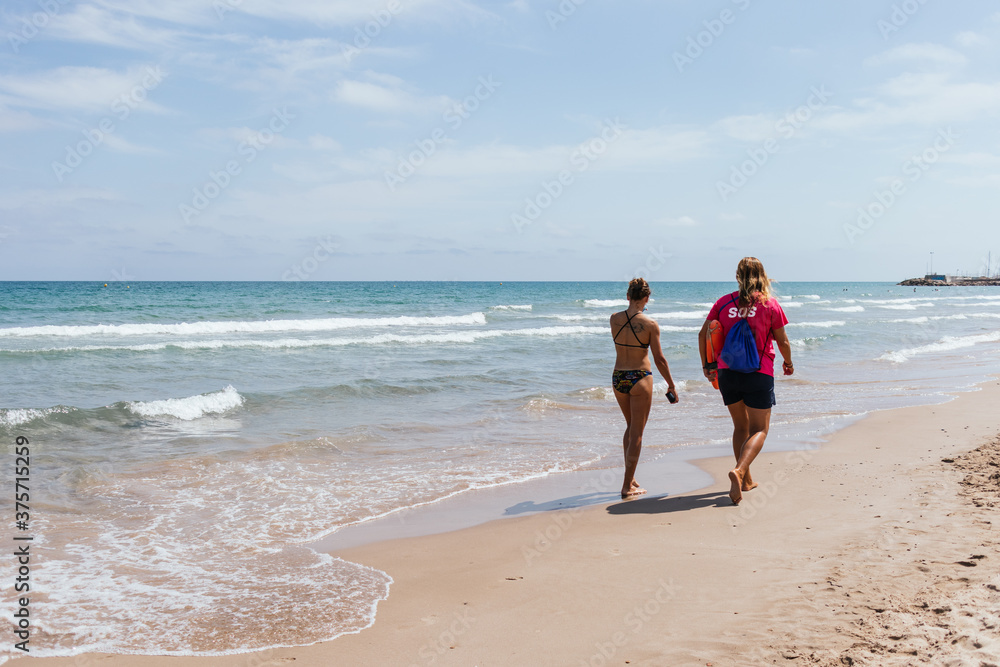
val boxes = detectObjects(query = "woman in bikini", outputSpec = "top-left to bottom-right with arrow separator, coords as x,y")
698,257 -> 794,505
610,278 -> 677,500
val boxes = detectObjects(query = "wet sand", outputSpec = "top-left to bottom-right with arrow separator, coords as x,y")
28,379 -> 1000,666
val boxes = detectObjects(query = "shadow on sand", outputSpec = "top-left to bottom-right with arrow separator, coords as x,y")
606,490 -> 731,515
505,490 -> 733,517
504,492 -> 621,516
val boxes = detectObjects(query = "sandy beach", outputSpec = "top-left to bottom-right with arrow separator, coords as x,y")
27,378 -> 1000,667
7,0 -> 1000,662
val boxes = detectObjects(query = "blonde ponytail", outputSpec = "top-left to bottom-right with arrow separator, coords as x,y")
736,257 -> 772,307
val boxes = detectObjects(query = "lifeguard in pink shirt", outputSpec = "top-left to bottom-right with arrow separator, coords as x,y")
699,257 -> 794,505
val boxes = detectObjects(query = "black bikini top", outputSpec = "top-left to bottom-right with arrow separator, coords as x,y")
613,310 -> 649,349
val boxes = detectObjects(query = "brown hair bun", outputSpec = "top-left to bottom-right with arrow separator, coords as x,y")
627,278 -> 651,301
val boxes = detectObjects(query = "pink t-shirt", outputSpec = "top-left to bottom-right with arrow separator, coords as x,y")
707,291 -> 789,376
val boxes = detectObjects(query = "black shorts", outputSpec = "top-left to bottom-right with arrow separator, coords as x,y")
717,369 -> 775,410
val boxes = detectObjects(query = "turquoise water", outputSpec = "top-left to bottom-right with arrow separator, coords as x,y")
2,280 -> 999,660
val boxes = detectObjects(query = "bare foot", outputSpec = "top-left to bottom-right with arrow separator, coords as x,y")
621,486 -> 647,500
741,473 -> 759,492
728,469 -> 744,505
631,479 -> 642,490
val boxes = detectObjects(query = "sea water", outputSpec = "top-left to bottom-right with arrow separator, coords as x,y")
1,281 -> 999,661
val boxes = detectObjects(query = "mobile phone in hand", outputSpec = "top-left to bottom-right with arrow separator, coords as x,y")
666,390 -> 678,404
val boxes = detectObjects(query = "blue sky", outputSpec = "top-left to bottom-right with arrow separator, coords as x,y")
1,0 -> 998,281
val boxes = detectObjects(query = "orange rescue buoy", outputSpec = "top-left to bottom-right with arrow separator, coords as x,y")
705,320 -> 725,390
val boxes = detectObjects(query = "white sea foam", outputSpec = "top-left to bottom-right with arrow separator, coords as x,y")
791,336 -> 836,348
859,298 -> 926,305
648,311 -> 708,320
127,385 -> 245,420
955,300 -> 1000,308
859,296 -> 996,305
0,313 -> 488,338
22,326 -> 609,354
781,301 -> 803,308
785,320 -> 846,328
912,314 -> 1000,322
825,306 -> 865,313
876,303 -> 934,310
490,304 -> 532,311
948,295 -> 1000,300
0,407 -> 70,427
584,299 -> 629,308
550,314 -> 607,322
878,331 -> 1000,363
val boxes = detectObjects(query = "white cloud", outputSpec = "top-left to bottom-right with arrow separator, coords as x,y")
864,43 -> 967,68
941,152 -> 1000,167
716,114 -> 774,142
92,0 -> 217,26
196,126 -> 299,150
256,123 -> 713,194
43,4 -> 188,50
334,79 -> 453,113
101,134 -> 162,155
0,106 -> 48,133
0,187 -> 123,210
657,216 -> 699,227
176,123 -> 715,235
944,173 -> 1000,188
813,71 -> 1000,132
0,66 -> 169,114
603,127 -> 712,166
308,135 -> 343,151
246,37 -> 352,75
92,0 -> 491,28
955,31 -> 988,48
